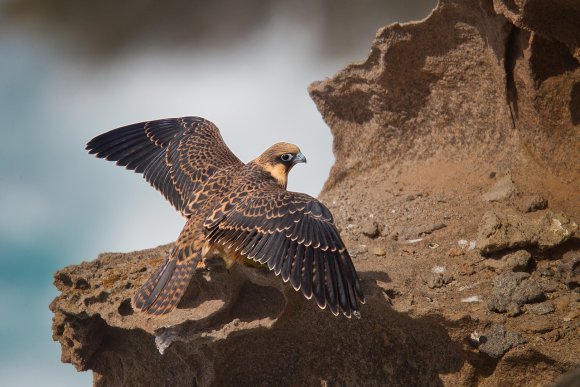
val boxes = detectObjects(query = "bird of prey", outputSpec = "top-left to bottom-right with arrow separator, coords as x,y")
86,116 -> 364,317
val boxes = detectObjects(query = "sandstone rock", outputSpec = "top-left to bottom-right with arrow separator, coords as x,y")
426,272 -> 454,289
310,2 -> 580,189
493,0 -> 580,62
477,209 -> 577,254
483,259 -> 503,272
478,324 -> 526,359
361,220 -> 380,238
51,245 -> 472,386
518,194 -> 548,213
482,174 -> 517,202
371,247 -> 386,256
504,250 -> 532,272
448,247 -> 465,257
518,319 -> 556,334
553,294 -> 572,313
350,244 -> 369,257
484,250 -> 532,273
525,301 -> 555,315
484,250 -> 531,273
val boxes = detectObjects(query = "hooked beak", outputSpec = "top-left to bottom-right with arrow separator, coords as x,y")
293,152 -> 307,164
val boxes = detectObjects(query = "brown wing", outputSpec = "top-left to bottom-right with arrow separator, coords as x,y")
86,116 -> 243,215
204,189 -> 365,317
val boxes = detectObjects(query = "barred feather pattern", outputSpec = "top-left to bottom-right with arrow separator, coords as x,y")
204,173 -> 365,317
88,116 -> 365,318
86,116 -> 242,215
133,222 -> 203,316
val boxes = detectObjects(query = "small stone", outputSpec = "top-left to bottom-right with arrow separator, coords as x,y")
554,251 -> 580,289
477,209 -> 577,255
448,247 -> 465,257
426,272 -> 454,289
488,272 -> 545,313
519,319 -> 555,334
518,194 -> 548,213
361,221 -> 380,238
540,280 -> 560,293
351,245 -> 368,257
563,309 -> 580,322
503,250 -> 531,272
478,324 -> 526,358
458,262 -> 476,276
511,278 -> 545,305
483,259 -> 503,272
525,301 -> 555,315
553,295 -> 571,313
482,174 -> 517,202
372,247 -> 386,256
506,304 -> 522,317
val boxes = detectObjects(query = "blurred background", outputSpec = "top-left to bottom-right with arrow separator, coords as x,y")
0,0 -> 435,385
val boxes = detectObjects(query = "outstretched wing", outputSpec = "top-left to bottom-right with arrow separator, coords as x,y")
204,189 -> 365,317
86,116 -> 243,215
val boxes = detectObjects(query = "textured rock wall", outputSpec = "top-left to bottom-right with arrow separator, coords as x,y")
309,0 -> 579,189
51,248 -> 469,386
51,0 -> 579,385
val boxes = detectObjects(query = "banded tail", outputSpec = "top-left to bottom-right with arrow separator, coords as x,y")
133,247 -> 201,316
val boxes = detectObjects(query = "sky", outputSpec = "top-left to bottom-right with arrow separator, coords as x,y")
0,1 -> 435,385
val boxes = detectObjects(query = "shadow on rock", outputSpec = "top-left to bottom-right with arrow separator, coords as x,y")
55,259 -> 469,386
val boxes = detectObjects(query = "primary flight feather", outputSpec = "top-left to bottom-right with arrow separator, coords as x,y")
86,116 -> 364,317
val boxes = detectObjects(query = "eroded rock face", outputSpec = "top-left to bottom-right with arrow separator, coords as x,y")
52,0 -> 579,385
51,246 -> 469,386
309,0 -> 579,188
476,209 -> 577,254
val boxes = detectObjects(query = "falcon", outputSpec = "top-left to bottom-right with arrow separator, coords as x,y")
86,117 -> 365,317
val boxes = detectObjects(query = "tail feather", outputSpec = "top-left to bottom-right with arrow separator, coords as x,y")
133,251 -> 201,316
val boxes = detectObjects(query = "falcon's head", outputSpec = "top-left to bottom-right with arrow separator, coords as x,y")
254,142 -> 307,188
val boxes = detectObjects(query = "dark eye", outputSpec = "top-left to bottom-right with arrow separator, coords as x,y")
280,153 -> 293,162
